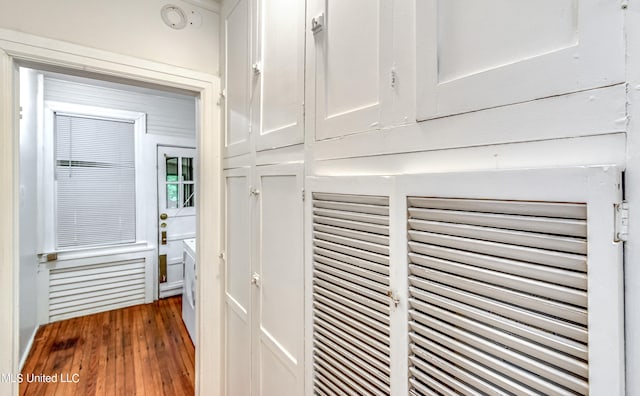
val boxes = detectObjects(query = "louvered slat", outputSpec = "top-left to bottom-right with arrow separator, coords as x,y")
408,197 -> 589,395
49,259 -> 146,322
313,193 -> 391,396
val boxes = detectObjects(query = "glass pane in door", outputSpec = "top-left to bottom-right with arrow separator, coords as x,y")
167,183 -> 178,208
183,183 -> 195,207
166,157 -> 178,181
182,157 -> 194,181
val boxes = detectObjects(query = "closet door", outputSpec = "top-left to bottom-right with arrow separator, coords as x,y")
398,167 -> 624,395
224,0 -> 252,157
305,176 -> 402,395
254,164 -> 304,396
310,0 -> 393,140
254,0 -> 305,151
223,168 -> 252,396
416,0 -> 625,120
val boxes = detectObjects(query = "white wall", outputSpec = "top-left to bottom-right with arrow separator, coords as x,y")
18,68 -> 39,366
0,0 -> 220,74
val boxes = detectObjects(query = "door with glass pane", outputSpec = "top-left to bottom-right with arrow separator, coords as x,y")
157,146 -> 197,298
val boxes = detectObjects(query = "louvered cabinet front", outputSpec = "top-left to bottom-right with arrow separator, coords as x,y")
407,197 -> 589,395
311,192 -> 392,396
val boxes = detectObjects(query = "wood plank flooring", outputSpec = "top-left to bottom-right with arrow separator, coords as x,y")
20,296 -> 195,396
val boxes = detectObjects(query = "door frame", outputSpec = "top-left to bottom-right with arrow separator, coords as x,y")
0,29 -> 222,395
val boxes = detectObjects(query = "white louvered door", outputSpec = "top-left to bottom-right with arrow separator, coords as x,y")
306,167 -> 624,396
399,167 -> 624,395
306,176 -> 403,395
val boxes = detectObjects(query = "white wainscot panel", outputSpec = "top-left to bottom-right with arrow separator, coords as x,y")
417,0 -> 625,120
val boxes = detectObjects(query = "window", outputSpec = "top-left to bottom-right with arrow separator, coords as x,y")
165,155 -> 195,209
54,114 -> 136,248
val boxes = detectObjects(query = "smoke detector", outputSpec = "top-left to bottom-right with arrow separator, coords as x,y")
161,4 -> 188,30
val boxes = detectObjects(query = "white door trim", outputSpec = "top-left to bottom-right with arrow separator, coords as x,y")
0,28 -> 222,396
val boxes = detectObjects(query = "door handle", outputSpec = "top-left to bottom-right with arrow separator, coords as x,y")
160,213 -> 168,220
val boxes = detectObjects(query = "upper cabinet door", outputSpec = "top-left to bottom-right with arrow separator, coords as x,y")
255,0 -> 305,151
312,0 -> 393,140
416,0 -> 625,120
224,0 -> 252,157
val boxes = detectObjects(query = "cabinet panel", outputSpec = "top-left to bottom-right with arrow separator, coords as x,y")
256,164 -> 304,395
224,0 -> 252,157
226,310 -> 251,396
256,0 -> 305,151
223,168 -> 252,396
417,0 -> 624,120
313,0 -> 392,140
225,171 -> 252,310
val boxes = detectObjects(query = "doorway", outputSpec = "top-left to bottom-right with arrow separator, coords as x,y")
0,32 -> 222,395
157,146 -> 197,300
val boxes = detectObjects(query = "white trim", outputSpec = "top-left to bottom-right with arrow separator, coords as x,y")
0,29 -> 222,396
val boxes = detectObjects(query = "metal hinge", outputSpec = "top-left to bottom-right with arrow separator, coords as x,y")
390,68 -> 397,89
615,202 -> 629,242
302,188 -> 305,201
19,106 -> 23,120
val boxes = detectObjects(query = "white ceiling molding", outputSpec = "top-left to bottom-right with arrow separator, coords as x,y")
181,0 -> 221,13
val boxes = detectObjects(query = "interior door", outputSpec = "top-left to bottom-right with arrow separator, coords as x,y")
157,146 -> 197,298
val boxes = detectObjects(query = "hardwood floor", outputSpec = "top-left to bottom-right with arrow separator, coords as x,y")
20,296 -> 195,396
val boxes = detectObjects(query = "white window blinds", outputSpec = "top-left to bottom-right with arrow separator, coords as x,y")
55,114 -> 136,248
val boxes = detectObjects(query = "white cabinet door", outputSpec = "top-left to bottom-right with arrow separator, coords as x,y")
416,0 -> 625,120
311,0 -> 393,140
224,0 -> 252,157
223,168 -> 252,396
254,0 -> 305,151
254,164 -> 304,396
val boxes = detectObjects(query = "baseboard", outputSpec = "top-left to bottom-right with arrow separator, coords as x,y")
159,280 -> 184,299
19,325 -> 39,371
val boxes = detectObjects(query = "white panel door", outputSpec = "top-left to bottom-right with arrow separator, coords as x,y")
254,164 -> 304,396
416,0 -> 625,120
157,146 -> 196,298
254,0 -> 305,151
224,168 -> 252,396
224,0 -> 252,157
311,0 -> 393,140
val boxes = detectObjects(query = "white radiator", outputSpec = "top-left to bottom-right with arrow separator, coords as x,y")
48,258 -> 147,322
